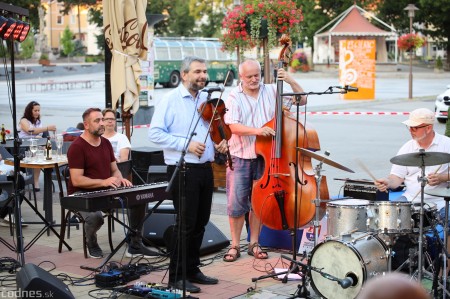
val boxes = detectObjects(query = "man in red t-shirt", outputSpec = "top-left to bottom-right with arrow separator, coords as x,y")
67,108 -> 154,259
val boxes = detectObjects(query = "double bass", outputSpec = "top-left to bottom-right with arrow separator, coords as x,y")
251,35 -> 329,230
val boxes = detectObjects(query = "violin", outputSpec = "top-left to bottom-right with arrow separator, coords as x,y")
198,98 -> 234,170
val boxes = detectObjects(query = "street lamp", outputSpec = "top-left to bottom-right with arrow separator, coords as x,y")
234,0 -> 241,84
404,4 -> 419,99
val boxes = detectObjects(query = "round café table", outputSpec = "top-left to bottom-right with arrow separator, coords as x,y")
4,157 -> 67,229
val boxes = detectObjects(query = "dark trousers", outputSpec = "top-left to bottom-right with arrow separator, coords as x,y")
167,163 -> 213,282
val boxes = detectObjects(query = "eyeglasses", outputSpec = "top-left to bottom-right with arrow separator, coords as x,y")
102,118 -> 115,122
407,124 -> 431,132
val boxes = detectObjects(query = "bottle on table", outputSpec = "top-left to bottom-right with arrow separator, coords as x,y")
1,124 -> 6,144
45,136 -> 52,160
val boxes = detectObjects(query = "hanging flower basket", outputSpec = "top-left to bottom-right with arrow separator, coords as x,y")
221,0 -> 303,53
397,33 -> 426,52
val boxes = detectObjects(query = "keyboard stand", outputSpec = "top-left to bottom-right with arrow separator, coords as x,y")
80,199 -> 167,272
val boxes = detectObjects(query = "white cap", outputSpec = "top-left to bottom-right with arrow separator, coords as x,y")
402,108 -> 435,127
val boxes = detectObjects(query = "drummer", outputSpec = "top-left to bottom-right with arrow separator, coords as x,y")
375,108 -> 450,223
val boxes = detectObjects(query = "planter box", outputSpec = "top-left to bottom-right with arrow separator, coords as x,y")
39,59 -> 50,66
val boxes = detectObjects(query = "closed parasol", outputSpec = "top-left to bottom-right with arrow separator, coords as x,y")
103,0 -> 148,138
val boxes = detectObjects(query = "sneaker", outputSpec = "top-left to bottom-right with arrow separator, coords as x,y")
0,215 -> 28,227
126,241 -> 159,258
87,244 -> 104,259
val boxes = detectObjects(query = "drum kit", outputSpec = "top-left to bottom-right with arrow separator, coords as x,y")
296,148 -> 450,299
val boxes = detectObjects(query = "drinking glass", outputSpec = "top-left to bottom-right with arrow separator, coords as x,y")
24,151 -> 32,162
29,139 -> 38,161
56,134 -> 64,158
36,149 -> 45,162
28,124 -> 35,141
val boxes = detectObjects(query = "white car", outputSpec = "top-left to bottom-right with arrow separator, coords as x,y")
435,84 -> 450,123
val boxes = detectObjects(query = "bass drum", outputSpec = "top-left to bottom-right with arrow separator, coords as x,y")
309,233 -> 388,299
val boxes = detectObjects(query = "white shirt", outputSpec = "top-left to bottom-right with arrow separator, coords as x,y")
391,132 -> 450,210
105,132 -> 131,161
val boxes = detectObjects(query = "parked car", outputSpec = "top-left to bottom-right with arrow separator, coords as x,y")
435,84 -> 450,123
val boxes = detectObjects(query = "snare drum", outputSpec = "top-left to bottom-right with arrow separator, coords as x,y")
368,202 -> 413,234
412,202 -> 438,230
309,233 -> 388,299
326,199 -> 369,237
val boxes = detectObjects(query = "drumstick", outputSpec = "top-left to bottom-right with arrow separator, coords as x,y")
355,158 -> 378,181
411,164 -> 443,201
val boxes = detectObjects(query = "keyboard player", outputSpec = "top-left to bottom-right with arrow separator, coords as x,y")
67,108 -> 155,259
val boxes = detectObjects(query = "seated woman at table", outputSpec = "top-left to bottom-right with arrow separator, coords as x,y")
101,108 -> 130,162
18,101 -> 57,190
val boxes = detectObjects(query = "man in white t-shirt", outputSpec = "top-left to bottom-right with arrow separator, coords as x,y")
375,108 -> 450,212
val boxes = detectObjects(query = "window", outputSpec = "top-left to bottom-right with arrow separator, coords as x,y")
56,15 -> 63,25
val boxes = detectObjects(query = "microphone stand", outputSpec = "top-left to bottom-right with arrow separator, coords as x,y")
165,92 -> 210,299
250,86 -> 356,291
280,87 -> 353,284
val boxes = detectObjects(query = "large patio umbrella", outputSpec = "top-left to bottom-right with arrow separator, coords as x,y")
104,0 -> 148,139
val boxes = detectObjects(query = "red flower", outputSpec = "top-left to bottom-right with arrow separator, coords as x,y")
398,33 -> 426,51
221,0 -> 303,52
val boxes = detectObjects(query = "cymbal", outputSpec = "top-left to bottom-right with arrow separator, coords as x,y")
297,148 -> 354,173
425,187 -> 450,198
390,152 -> 450,167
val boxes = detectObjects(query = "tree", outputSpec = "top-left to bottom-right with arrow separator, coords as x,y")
19,35 -> 35,60
376,0 -> 450,67
166,0 -> 196,36
189,0 -> 227,37
57,0 -> 97,39
60,26 -> 75,59
14,0 -> 41,34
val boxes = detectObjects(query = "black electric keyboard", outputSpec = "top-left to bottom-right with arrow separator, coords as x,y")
60,182 -> 169,212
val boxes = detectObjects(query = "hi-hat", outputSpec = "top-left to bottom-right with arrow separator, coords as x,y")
390,151 -> 450,167
297,148 -> 354,173
425,187 -> 450,198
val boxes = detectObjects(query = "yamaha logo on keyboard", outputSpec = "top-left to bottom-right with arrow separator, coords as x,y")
136,192 -> 155,201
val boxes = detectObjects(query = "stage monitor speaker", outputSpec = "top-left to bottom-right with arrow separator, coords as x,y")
164,222 -> 230,256
142,205 -> 229,256
16,263 -> 75,299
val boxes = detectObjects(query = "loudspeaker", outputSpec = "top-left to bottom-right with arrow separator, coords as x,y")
142,205 -> 229,256
16,263 -> 75,299
164,222 -> 230,256
142,207 -> 177,246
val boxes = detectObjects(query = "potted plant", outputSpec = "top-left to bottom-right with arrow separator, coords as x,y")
38,53 -> 50,66
397,33 -> 425,53
221,0 -> 303,53
289,49 -> 310,72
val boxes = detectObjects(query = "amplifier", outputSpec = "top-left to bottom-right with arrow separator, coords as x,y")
343,182 -> 389,201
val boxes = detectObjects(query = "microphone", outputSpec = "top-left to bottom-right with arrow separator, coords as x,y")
338,276 -> 354,289
333,85 -> 359,92
201,84 -> 225,93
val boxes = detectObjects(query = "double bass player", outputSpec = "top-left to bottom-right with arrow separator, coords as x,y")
223,58 -> 307,262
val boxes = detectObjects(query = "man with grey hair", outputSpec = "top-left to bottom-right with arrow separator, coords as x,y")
149,56 -> 228,293
223,59 -> 306,262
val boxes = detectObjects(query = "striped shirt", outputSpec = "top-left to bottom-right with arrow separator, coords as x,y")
224,82 -> 278,159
